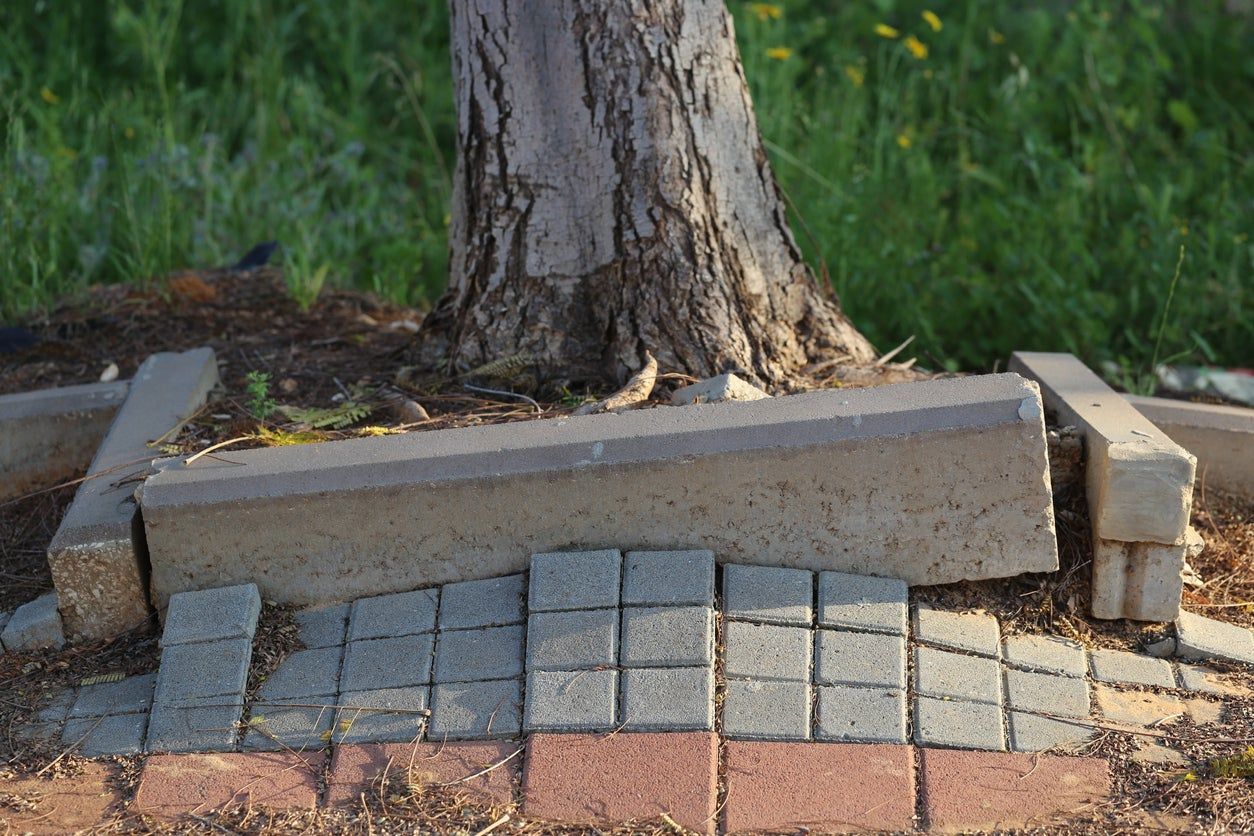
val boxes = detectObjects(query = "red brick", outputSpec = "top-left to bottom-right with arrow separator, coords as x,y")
723,741 -> 915,833
0,762 -> 122,834
326,740 -> 521,808
133,752 -> 324,820
920,749 -> 1110,833
523,732 -> 718,834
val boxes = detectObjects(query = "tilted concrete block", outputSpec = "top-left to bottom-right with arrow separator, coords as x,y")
1090,537 -> 1185,622
1127,395 -> 1254,499
0,381 -> 127,501
47,348 -> 219,642
1,593 -> 66,652
140,374 -> 1059,608
1009,352 -> 1195,545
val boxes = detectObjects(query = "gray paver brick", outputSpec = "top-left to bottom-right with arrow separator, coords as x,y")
1177,663 -> 1247,696
913,606 -> 1001,657
724,622 -> 811,681
340,634 -> 435,692
37,690 -> 74,724
153,637 -> 251,703
722,564 -> 813,626
69,673 -> 155,718
257,647 -> 343,700
438,575 -> 526,630
1007,711 -> 1095,753
1089,648 -> 1176,688
429,679 -> 523,740
913,696 -> 1005,751
160,584 -> 261,647
1175,611 -> 1254,665
817,572 -> 908,635
815,685 -> 907,744
294,603 -> 350,649
1004,668 -> 1091,718
722,679 -> 810,740
523,669 -> 618,732
244,698 -> 336,751
146,697 -> 243,753
528,550 -> 621,612
1,593 -> 65,652
526,609 -> 618,671
434,625 -> 525,683
1002,634 -> 1087,677
63,714 -> 147,756
913,646 -> 1002,705
336,686 -> 430,743
622,550 -> 715,607
620,606 -> 713,668
813,630 -> 906,689
619,667 -> 714,731
348,588 -> 439,641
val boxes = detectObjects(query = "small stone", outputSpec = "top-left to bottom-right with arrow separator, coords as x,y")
722,564 -> 813,626
1,593 -> 66,652
722,679 -> 811,740
393,399 -> 429,423
814,686 -> 906,744
160,584 -> 261,647
347,588 -> 438,641
1143,637 -> 1178,659
1089,648 -> 1176,688
913,605 -> 1000,657
817,572 -> 908,635
621,550 -> 715,607
671,373 -> 770,406
529,550 -> 622,612
526,609 -> 618,671
620,606 -> 713,668
724,622 -> 811,681
523,669 -> 617,732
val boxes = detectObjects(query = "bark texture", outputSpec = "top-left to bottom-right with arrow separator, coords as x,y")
420,0 -> 876,386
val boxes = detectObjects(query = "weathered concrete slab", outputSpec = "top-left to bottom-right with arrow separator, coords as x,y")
1127,395 -> 1254,498
141,374 -> 1058,608
1,592 -> 65,652
48,348 -> 219,641
1090,538 -> 1186,622
0,381 -> 127,501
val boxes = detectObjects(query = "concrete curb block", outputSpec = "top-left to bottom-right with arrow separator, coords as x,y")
1127,394 -> 1254,499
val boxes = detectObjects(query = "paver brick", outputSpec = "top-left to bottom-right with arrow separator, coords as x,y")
817,571 -> 908,635
243,698 -> 336,751
722,679 -> 810,740
913,646 -> 1002,704
528,550 -> 621,612
622,550 -> 715,606
1089,648 -> 1176,688
1177,663 -> 1249,697
1,592 -> 65,652
134,752 -> 324,818
153,637 -> 252,703
62,713 -> 147,756
722,564 -> 813,625
69,672 -> 155,718
256,647 -> 342,699
619,606 -> 713,668
160,584 -> 261,647
619,667 -> 714,731
293,602 -> 349,649
525,609 -> 618,671
1175,610 -> 1254,665
1094,685 -> 1184,726
1004,668 -> 1091,718
438,574 -> 526,630
913,605 -> 1001,657
327,741 -> 519,807
914,696 -> 1005,751
430,679 -> 523,739
523,732 -> 718,835
433,625 -> 524,683
339,634 -> 434,691
723,741 -> 914,833
920,748 -> 1110,832
0,762 -> 122,834
723,621 -> 811,681
813,630 -> 906,689
523,669 -> 617,732
1003,634 -> 1087,677
336,686 -> 430,743
348,588 -> 438,640
814,685 -> 907,744
146,696 -> 244,753
1007,711 -> 1096,753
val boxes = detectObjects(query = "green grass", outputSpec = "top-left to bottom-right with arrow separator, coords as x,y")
1,1 -> 1250,375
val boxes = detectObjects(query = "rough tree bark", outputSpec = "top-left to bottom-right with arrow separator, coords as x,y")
418,0 -> 876,387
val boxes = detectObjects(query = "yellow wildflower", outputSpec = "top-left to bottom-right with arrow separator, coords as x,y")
766,46 -> 793,61
922,10 -> 942,32
40,87 -> 59,105
896,133 -> 912,149
989,28 -> 1006,45
749,3 -> 783,21
844,65 -> 866,87
124,126 -> 136,140
874,23 -> 900,39
904,36 -> 929,60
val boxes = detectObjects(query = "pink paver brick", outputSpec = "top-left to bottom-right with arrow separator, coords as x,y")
0,762 -> 122,834
133,752 -> 324,820
326,740 -> 521,807
723,741 -> 915,833
523,732 -> 718,835
921,749 -> 1111,833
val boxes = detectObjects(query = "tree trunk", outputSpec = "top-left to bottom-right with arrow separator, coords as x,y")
419,0 -> 876,387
